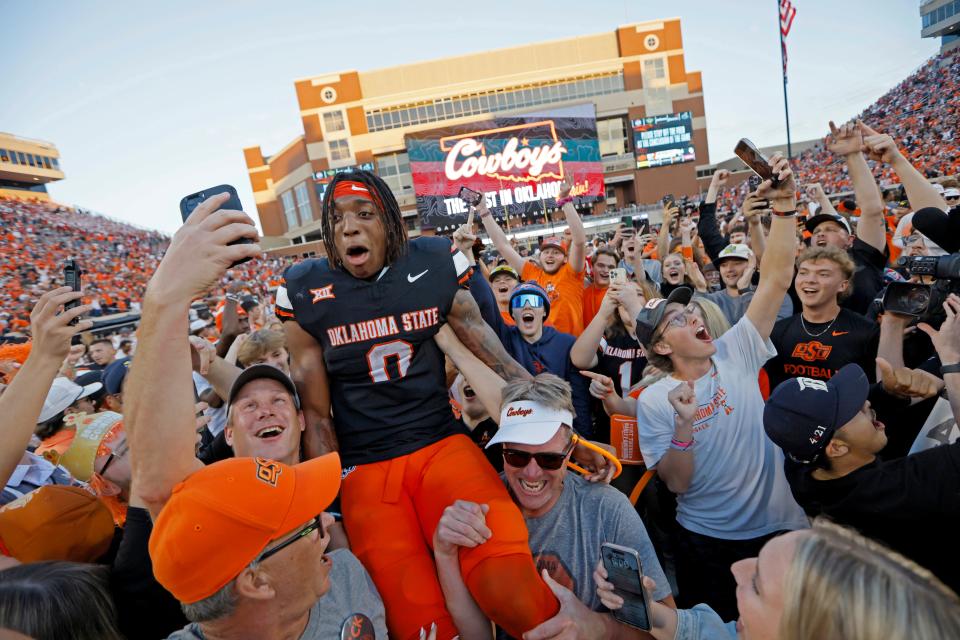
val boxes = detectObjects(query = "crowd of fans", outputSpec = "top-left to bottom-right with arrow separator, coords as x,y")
3,47 -> 960,640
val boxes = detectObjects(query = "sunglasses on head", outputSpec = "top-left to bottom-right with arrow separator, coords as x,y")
502,439 -> 575,470
511,294 -> 545,310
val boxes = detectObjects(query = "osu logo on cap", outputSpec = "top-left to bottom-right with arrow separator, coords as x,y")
310,285 -> 335,303
255,458 -> 282,487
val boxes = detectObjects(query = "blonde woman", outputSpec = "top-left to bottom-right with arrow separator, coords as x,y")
594,519 -> 960,640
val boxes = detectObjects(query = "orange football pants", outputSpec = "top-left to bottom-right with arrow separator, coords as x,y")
341,434 -> 559,640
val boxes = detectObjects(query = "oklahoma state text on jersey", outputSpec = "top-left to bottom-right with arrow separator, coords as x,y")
276,237 -> 472,466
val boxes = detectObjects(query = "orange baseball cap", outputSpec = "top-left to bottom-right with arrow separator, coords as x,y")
0,485 -> 114,563
149,454 -> 341,604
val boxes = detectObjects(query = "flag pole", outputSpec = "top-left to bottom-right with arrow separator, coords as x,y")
778,0 -> 793,159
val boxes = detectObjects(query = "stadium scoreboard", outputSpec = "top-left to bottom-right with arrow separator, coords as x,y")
633,111 -> 696,169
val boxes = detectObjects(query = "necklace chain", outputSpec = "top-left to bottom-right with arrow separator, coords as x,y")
801,313 -> 839,338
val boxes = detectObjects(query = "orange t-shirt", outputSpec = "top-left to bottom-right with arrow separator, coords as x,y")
582,283 -> 607,329
521,261 -> 585,336
500,309 -> 516,326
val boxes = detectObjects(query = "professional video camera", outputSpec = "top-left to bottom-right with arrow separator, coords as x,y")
882,206 -> 960,324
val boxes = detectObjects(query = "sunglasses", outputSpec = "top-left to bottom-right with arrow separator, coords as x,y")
511,294 -> 546,310
255,515 -> 323,563
502,439 -> 575,470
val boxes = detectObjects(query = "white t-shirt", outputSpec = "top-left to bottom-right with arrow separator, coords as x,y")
636,317 -> 808,539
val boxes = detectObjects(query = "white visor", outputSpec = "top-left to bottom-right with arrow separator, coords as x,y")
487,401 -> 573,449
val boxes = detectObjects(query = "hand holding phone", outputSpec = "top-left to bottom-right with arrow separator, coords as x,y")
735,139 -> 779,187
600,543 -> 650,631
63,259 -> 83,325
609,268 -> 628,284
180,185 -> 254,268
458,186 -> 483,208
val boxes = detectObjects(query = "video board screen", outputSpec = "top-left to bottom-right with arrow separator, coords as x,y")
313,162 -> 375,200
633,111 -> 695,169
405,103 -> 604,229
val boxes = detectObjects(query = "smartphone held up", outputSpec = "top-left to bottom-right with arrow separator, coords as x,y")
63,259 -> 83,326
735,139 -> 779,187
179,184 -> 254,268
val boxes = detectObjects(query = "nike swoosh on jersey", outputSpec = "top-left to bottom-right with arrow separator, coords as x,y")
831,331 -> 849,336
407,270 -> 429,283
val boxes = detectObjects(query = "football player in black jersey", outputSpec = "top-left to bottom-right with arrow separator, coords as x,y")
276,171 -> 563,640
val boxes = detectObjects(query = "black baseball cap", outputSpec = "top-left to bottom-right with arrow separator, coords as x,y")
763,364 -> 868,464
635,287 -> 694,347
227,364 -> 301,411
805,213 -> 852,235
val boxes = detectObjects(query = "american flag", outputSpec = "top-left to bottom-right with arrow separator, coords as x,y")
780,0 -> 797,77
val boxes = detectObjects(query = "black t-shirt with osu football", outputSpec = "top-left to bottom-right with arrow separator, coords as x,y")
276,237 -> 473,467
764,308 -> 880,394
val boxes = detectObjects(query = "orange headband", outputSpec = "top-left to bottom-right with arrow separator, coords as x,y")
333,180 -> 376,203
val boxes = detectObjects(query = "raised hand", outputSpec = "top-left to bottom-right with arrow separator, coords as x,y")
559,178 -> 574,199
858,121 -> 903,165
711,168 -> 731,188
453,206 -> 478,257
756,153 -> 797,210
742,193 -> 771,221
827,120 -> 863,156
805,183 -> 826,201
667,380 -> 696,423
29,287 -> 94,365
149,193 -> 261,302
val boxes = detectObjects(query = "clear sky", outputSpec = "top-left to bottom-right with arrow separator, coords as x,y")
2,0 -> 938,234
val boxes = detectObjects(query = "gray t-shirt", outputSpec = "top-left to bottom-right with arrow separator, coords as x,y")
699,288 -> 793,326
636,317 -> 808,539
165,549 -> 387,639
505,473 -> 672,608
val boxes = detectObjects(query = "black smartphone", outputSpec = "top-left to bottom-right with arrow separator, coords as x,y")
601,542 -> 650,631
180,185 -> 253,267
64,259 -> 82,325
735,139 -> 779,186
458,186 -> 483,207
662,193 -> 675,209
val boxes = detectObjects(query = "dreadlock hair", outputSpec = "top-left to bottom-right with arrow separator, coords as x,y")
320,170 -> 408,270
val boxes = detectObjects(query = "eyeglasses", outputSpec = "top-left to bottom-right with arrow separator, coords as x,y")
511,294 -> 546,310
502,439 -> 575,470
652,303 -> 698,343
255,516 -> 323,563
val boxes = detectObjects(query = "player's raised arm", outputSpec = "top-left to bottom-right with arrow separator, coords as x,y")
447,288 -> 532,381
283,320 -> 338,459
